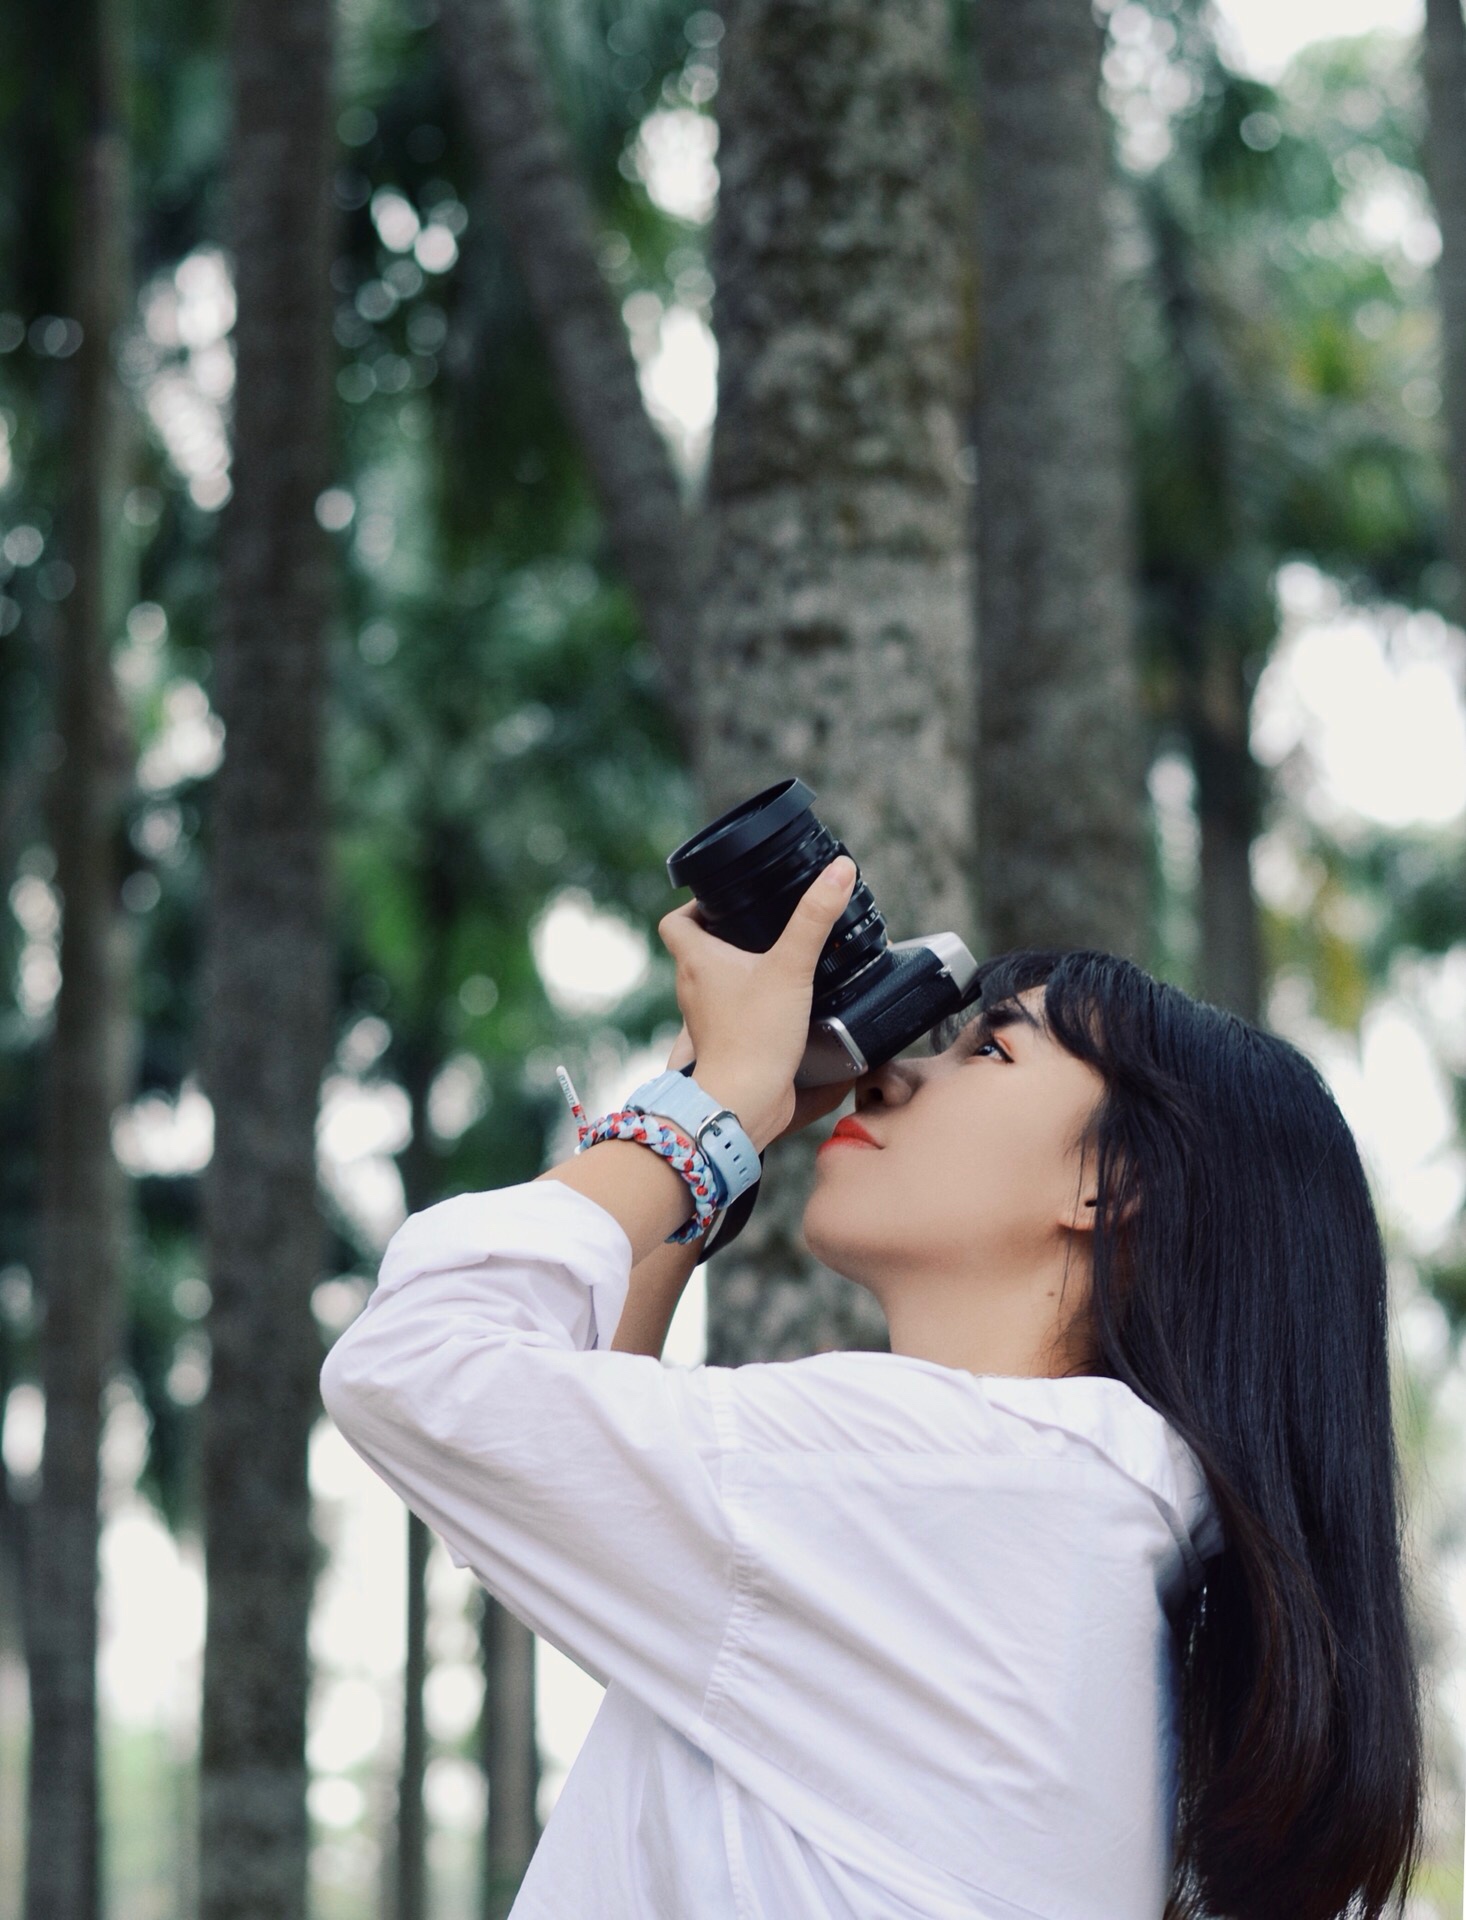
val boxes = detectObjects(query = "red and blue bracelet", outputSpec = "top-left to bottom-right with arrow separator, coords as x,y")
555,1065 -> 726,1245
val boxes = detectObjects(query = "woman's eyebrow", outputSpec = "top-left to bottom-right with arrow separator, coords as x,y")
927,998 -> 1044,1056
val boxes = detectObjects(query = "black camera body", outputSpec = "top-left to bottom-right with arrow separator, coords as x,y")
666,776 -> 980,1090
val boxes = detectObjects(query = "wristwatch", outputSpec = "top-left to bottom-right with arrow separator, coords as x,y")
699,1170 -> 761,1256
622,1066 -> 764,1211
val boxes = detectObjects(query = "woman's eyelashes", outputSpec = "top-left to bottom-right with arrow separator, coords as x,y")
965,1036 -> 1008,1061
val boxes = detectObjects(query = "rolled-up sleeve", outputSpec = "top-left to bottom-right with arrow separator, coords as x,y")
318,1178 -> 738,1737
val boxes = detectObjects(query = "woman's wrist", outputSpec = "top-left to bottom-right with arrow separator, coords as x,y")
535,1136 -> 698,1267
686,1060 -> 785,1157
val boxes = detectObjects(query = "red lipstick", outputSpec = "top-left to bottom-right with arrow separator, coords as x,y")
817,1116 -> 882,1152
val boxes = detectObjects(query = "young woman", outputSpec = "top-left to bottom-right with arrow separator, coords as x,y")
320,856 -> 1426,1920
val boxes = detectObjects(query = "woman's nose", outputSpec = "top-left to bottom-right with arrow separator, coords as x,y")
854,1051 -> 927,1109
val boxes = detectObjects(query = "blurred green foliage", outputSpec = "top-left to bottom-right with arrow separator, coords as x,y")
0,0 -> 1462,1525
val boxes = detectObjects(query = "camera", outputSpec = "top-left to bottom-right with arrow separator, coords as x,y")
666,776 -> 980,1091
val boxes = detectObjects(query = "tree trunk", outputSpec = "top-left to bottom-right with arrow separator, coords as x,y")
478,1595 -> 539,1920
394,1512 -> 430,1920
384,909 -> 543,1920
437,0 -> 701,761
696,0 -> 977,1364
971,0 -> 1151,962
1146,194 -> 1270,1019
195,0 -> 336,1911
23,0 -> 134,1910
1423,0 -> 1466,619
1183,648 -> 1266,1022
389,1037 -> 438,1920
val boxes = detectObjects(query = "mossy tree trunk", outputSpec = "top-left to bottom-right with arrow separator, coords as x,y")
695,0 -> 978,1364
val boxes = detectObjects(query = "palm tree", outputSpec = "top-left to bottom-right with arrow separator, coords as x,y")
686,0 -> 979,1363
23,0 -> 135,1910
971,0 -> 1152,963
1422,0 -> 1466,620
438,0 -> 700,761
195,0 -> 337,1911
1131,27 -> 1442,1017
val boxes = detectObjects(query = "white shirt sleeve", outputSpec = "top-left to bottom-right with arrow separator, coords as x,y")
317,1177 -> 737,1741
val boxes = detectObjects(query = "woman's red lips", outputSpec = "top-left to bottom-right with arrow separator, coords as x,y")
819,1116 -> 882,1150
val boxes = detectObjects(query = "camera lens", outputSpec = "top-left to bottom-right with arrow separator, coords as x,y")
666,777 -> 889,1018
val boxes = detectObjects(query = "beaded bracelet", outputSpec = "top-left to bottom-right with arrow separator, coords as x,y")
555,1065 -> 726,1245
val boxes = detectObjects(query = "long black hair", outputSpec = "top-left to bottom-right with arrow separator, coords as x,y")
953,947 -> 1428,1920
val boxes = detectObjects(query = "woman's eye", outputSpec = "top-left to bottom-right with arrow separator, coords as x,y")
968,1038 -> 1006,1061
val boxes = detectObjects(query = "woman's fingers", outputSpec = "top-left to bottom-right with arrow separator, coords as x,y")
654,856 -> 857,1122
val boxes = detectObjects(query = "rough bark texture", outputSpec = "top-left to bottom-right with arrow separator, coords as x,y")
1423,0 -> 1466,619
479,1596 -> 539,1920
438,0 -> 701,760
23,1 -> 134,1912
195,0 -> 336,1912
696,0 -> 977,1363
971,0 -> 1151,962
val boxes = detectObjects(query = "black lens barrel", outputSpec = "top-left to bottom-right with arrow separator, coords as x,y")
665,777 -> 891,1012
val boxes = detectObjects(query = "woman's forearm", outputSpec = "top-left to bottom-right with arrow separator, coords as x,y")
534,1137 -> 697,1267
534,1061 -> 773,1350
533,1142 -> 712,1357
607,1236 -> 706,1359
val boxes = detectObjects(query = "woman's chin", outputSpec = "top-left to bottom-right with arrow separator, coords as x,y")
801,1187 -> 859,1267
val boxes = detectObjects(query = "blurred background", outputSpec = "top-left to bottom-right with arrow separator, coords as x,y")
3,0 -> 1466,1913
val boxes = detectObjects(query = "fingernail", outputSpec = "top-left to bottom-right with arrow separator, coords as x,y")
823,856 -> 854,891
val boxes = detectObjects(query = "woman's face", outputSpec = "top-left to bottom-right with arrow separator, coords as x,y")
801,984 -> 1109,1354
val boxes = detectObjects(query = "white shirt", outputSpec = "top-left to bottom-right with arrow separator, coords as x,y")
319,1177 -> 1224,1920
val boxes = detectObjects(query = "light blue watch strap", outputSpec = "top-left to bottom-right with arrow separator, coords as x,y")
624,1067 -> 763,1209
